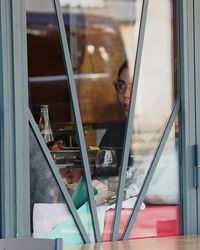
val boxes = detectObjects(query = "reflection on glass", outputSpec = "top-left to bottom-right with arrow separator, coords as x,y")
26,0 -> 179,244
145,124 -> 179,205
26,0 -> 95,244
131,122 -> 180,203
123,121 -> 180,240
61,0 -> 179,241
119,0 -> 180,240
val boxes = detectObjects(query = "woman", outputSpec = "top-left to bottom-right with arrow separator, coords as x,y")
99,60 -> 132,168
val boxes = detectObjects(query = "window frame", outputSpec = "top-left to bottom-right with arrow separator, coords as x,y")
0,0 -> 199,239
0,0 -> 30,237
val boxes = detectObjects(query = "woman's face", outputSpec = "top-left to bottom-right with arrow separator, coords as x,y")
117,68 -> 132,116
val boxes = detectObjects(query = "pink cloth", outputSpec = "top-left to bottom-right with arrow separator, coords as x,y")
102,205 -> 180,241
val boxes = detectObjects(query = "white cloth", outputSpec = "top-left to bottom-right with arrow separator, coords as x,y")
132,138 -> 179,204
33,197 -> 145,240
33,203 -> 70,238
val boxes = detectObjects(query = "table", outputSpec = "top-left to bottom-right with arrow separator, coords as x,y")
66,236 -> 200,250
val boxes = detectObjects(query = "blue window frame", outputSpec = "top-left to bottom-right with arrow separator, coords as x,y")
0,0 -> 199,241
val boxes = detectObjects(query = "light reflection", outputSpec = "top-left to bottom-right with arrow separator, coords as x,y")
98,46 -> 109,62
87,45 -> 95,54
27,29 -> 46,36
59,0 -> 105,8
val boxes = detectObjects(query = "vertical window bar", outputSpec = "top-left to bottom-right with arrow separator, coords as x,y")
0,0 -> 30,237
53,0 -> 101,241
0,0 -> 15,237
29,112 -> 90,243
112,0 -> 149,241
10,0 -> 30,237
123,95 -> 180,239
193,0 -> 200,234
178,0 -> 198,234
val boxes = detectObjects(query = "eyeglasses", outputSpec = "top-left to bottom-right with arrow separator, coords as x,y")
113,79 -> 128,94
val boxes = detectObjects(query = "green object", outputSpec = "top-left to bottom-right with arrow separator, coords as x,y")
46,202 -> 95,246
72,176 -> 98,209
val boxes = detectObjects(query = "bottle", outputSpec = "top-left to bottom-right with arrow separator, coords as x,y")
38,104 -> 54,147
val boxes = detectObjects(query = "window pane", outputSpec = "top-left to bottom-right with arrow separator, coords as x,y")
26,0 -> 180,243
123,0 -> 180,239
26,0 -> 95,244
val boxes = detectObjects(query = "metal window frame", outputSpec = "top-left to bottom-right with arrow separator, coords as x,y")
178,0 -> 198,235
194,0 -> 200,234
0,0 -> 30,237
0,0 -> 199,240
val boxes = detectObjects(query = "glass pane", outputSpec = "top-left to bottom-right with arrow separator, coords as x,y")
124,120 -> 180,239
59,0 -> 142,241
131,0 -> 178,182
26,0 -> 95,244
30,127 -> 91,245
26,0 -> 180,244
60,0 -> 180,241
79,0 -> 179,241
120,0 -> 180,240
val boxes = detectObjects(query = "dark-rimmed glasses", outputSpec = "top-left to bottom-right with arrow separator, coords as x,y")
113,79 -> 128,94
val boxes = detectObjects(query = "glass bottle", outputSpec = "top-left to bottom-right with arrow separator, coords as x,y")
38,104 -> 54,146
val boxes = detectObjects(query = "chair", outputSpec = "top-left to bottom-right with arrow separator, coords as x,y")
0,238 -> 63,250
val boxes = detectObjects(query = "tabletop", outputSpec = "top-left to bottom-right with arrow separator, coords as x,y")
64,236 -> 200,250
